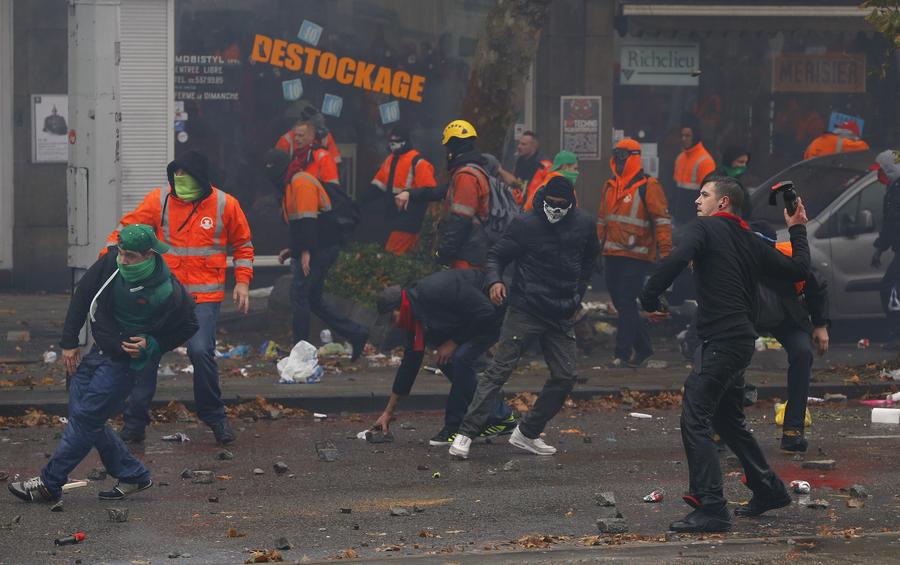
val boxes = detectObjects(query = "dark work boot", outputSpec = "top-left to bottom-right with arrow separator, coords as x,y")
734,483 -> 792,517
669,496 -> 731,533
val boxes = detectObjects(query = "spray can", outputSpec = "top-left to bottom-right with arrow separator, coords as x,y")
55,532 -> 86,546
643,489 -> 665,503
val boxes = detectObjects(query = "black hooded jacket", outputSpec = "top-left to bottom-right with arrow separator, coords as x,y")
437,150 -> 492,266
163,151 -> 215,234
486,185 -> 600,321
60,248 -> 199,361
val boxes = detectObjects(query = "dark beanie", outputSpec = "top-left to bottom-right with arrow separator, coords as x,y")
376,285 -> 403,314
167,150 -> 212,194
722,145 -> 750,166
390,126 -> 410,142
263,148 -> 291,187
544,175 -> 575,204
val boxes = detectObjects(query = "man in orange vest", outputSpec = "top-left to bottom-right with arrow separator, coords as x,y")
672,120 -> 716,226
359,127 -> 437,255
523,151 -> 579,211
598,138 -> 673,367
514,131 -> 552,211
106,150 -> 254,445
276,111 -> 342,165
803,120 -> 869,161
436,119 -> 492,269
286,121 -> 340,186
264,149 -> 369,359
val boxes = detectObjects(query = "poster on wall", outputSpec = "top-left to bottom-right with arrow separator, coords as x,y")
32,94 -> 69,163
560,96 -> 602,160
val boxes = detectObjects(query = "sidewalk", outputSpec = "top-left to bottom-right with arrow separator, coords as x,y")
1,292 -> 898,416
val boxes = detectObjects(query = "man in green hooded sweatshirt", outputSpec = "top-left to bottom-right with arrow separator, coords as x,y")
8,225 -> 198,504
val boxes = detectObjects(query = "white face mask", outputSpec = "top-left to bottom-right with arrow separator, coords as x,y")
389,141 -> 405,153
543,201 -> 571,224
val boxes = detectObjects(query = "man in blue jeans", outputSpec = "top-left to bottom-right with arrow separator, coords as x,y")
371,270 -> 517,445
8,225 -> 197,503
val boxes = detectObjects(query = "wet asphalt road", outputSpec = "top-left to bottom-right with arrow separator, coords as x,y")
1,404 -> 900,564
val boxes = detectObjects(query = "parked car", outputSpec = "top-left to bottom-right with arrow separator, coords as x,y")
748,149 -> 891,321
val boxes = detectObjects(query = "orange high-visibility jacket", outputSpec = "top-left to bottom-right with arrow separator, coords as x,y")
598,175 -> 672,262
523,159 -> 552,210
276,130 -> 342,164
372,150 -> 437,195
674,142 -> 715,192
803,133 -> 869,161
774,241 -> 806,295
304,148 -> 339,185
106,186 -> 254,303
283,171 -> 332,253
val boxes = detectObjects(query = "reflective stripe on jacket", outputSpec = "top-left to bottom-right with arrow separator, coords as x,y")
674,142 -> 715,191
305,148 -> 339,184
106,186 -> 254,303
803,133 -> 870,161
372,150 -> 437,195
283,172 -> 332,221
598,175 -> 672,262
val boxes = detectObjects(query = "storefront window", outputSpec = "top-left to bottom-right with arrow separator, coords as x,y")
173,0 -> 503,255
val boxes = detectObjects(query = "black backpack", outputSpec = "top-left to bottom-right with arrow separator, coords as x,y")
321,181 -> 361,234
457,163 -> 523,244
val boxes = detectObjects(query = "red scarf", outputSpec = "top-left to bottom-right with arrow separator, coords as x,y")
712,211 -> 749,230
284,146 -> 313,182
396,290 -> 425,352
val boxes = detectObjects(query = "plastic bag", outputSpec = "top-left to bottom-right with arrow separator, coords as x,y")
774,401 -> 812,427
277,340 -> 324,384
890,287 -> 900,312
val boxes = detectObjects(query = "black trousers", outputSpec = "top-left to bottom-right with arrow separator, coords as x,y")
682,339 -> 784,510
770,324 -> 813,433
605,255 -> 652,360
880,254 -> 900,339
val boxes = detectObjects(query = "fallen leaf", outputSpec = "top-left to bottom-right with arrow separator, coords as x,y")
559,428 -> 584,435
228,528 -> 246,538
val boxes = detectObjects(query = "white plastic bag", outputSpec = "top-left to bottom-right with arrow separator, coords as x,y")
889,287 -> 900,312
277,340 -> 324,384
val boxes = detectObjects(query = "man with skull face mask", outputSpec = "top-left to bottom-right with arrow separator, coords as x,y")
358,127 -> 437,255
449,176 -> 600,459
598,138 -> 672,367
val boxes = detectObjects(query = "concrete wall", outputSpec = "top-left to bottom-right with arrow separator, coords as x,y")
10,0 -> 68,291
535,0 -> 615,216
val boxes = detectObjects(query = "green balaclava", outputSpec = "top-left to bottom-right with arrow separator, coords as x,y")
116,224 -> 170,283
117,255 -> 156,283
174,173 -> 203,201
561,169 -> 580,185
724,165 -> 747,178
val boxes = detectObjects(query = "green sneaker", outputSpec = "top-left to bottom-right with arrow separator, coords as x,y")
480,414 -> 518,439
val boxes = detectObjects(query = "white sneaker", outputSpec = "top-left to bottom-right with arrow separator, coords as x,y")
509,427 -> 557,455
448,434 -> 472,459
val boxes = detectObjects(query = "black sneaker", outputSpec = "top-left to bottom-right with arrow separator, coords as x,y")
350,331 -> 370,362
480,414 -> 518,439
8,476 -> 58,503
118,427 -> 146,444
780,432 -> 808,453
734,487 -> 792,517
428,428 -> 457,447
210,420 -> 236,445
98,479 -> 153,500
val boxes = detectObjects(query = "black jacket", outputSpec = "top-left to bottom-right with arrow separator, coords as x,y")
641,216 -> 810,341
875,178 -> 900,252
60,249 -> 199,361
759,269 -> 830,334
486,185 -> 600,322
392,270 -> 503,396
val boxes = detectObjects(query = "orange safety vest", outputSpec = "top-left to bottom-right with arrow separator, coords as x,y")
106,187 -> 254,303
276,130 -> 343,164
803,133 -> 870,161
304,148 -> 339,185
282,171 -> 331,222
371,150 -> 436,195
597,176 -> 672,262
674,142 -> 715,191
774,241 -> 806,295
523,159 -> 552,210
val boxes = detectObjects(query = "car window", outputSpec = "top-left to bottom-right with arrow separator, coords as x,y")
750,165 -> 865,225
820,179 -> 884,239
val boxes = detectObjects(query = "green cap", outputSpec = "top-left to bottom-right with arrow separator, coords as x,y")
118,224 -> 170,254
550,150 -> 578,171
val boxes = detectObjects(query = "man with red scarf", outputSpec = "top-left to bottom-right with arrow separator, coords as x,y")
640,176 -> 810,533
371,270 -> 516,446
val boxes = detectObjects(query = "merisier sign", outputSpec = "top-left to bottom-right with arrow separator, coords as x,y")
619,41 -> 699,86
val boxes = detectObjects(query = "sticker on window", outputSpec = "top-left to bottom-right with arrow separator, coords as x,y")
282,78 -> 304,101
297,20 -> 323,46
379,101 -> 400,125
322,94 -> 343,117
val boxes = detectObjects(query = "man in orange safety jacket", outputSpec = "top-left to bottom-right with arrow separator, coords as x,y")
264,149 -> 369,360
598,138 -> 672,368
803,120 -> 869,161
285,121 -> 340,186
358,126 -> 437,255
672,120 -> 716,225
106,150 -> 253,446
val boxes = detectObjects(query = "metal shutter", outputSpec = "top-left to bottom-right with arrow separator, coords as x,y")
119,0 -> 173,213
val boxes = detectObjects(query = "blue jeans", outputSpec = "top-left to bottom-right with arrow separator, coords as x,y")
291,244 -> 367,344
439,340 -> 511,432
42,348 -> 150,497
124,301 -> 223,429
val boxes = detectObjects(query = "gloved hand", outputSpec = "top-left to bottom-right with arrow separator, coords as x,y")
872,249 -> 883,269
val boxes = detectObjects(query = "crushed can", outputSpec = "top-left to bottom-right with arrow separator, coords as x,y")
857,338 -> 870,349
790,480 -> 811,494
55,532 -> 86,546
643,489 -> 665,503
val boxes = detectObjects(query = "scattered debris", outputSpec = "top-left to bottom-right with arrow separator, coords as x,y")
340,508 -> 352,514
253,468 -> 265,475
432,472 -> 441,479
849,484 -> 869,499
502,460 -> 519,472
277,340 -> 324,384
208,496 -> 219,503
417,465 -> 429,471
595,492 -> 617,507
628,412 -> 653,419
225,396 -> 308,420
824,393 -> 848,402
42,351 -> 57,364
215,450 -> 234,461
273,537 -> 292,550
646,360 -> 668,369
857,338 -> 870,349
161,432 -> 191,443
643,489 -> 665,503
315,441 -> 339,462
804,499 -> 830,510
597,518 -> 628,534
847,498 -> 865,509
273,462 -> 289,475
6,330 -> 30,342
86,468 -> 107,481
190,471 -> 215,484
106,508 -> 129,522
790,480 -> 811,494
400,422 -> 415,431
50,500 -> 63,512
802,460 -> 836,471
364,430 -> 394,444
227,528 -> 246,538
872,407 -> 900,424
390,507 -> 410,516
54,532 -> 85,546
314,412 -> 328,420
0,515 -> 21,530
413,505 -> 426,513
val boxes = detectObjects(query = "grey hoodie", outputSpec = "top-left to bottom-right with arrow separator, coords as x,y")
876,150 -> 900,184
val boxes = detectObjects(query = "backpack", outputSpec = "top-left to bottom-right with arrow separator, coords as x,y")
321,182 -> 361,234
458,163 -> 523,244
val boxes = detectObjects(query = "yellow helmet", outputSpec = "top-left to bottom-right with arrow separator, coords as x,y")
442,119 -> 478,145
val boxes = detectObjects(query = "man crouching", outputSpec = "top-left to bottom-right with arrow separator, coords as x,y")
8,225 -> 197,503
